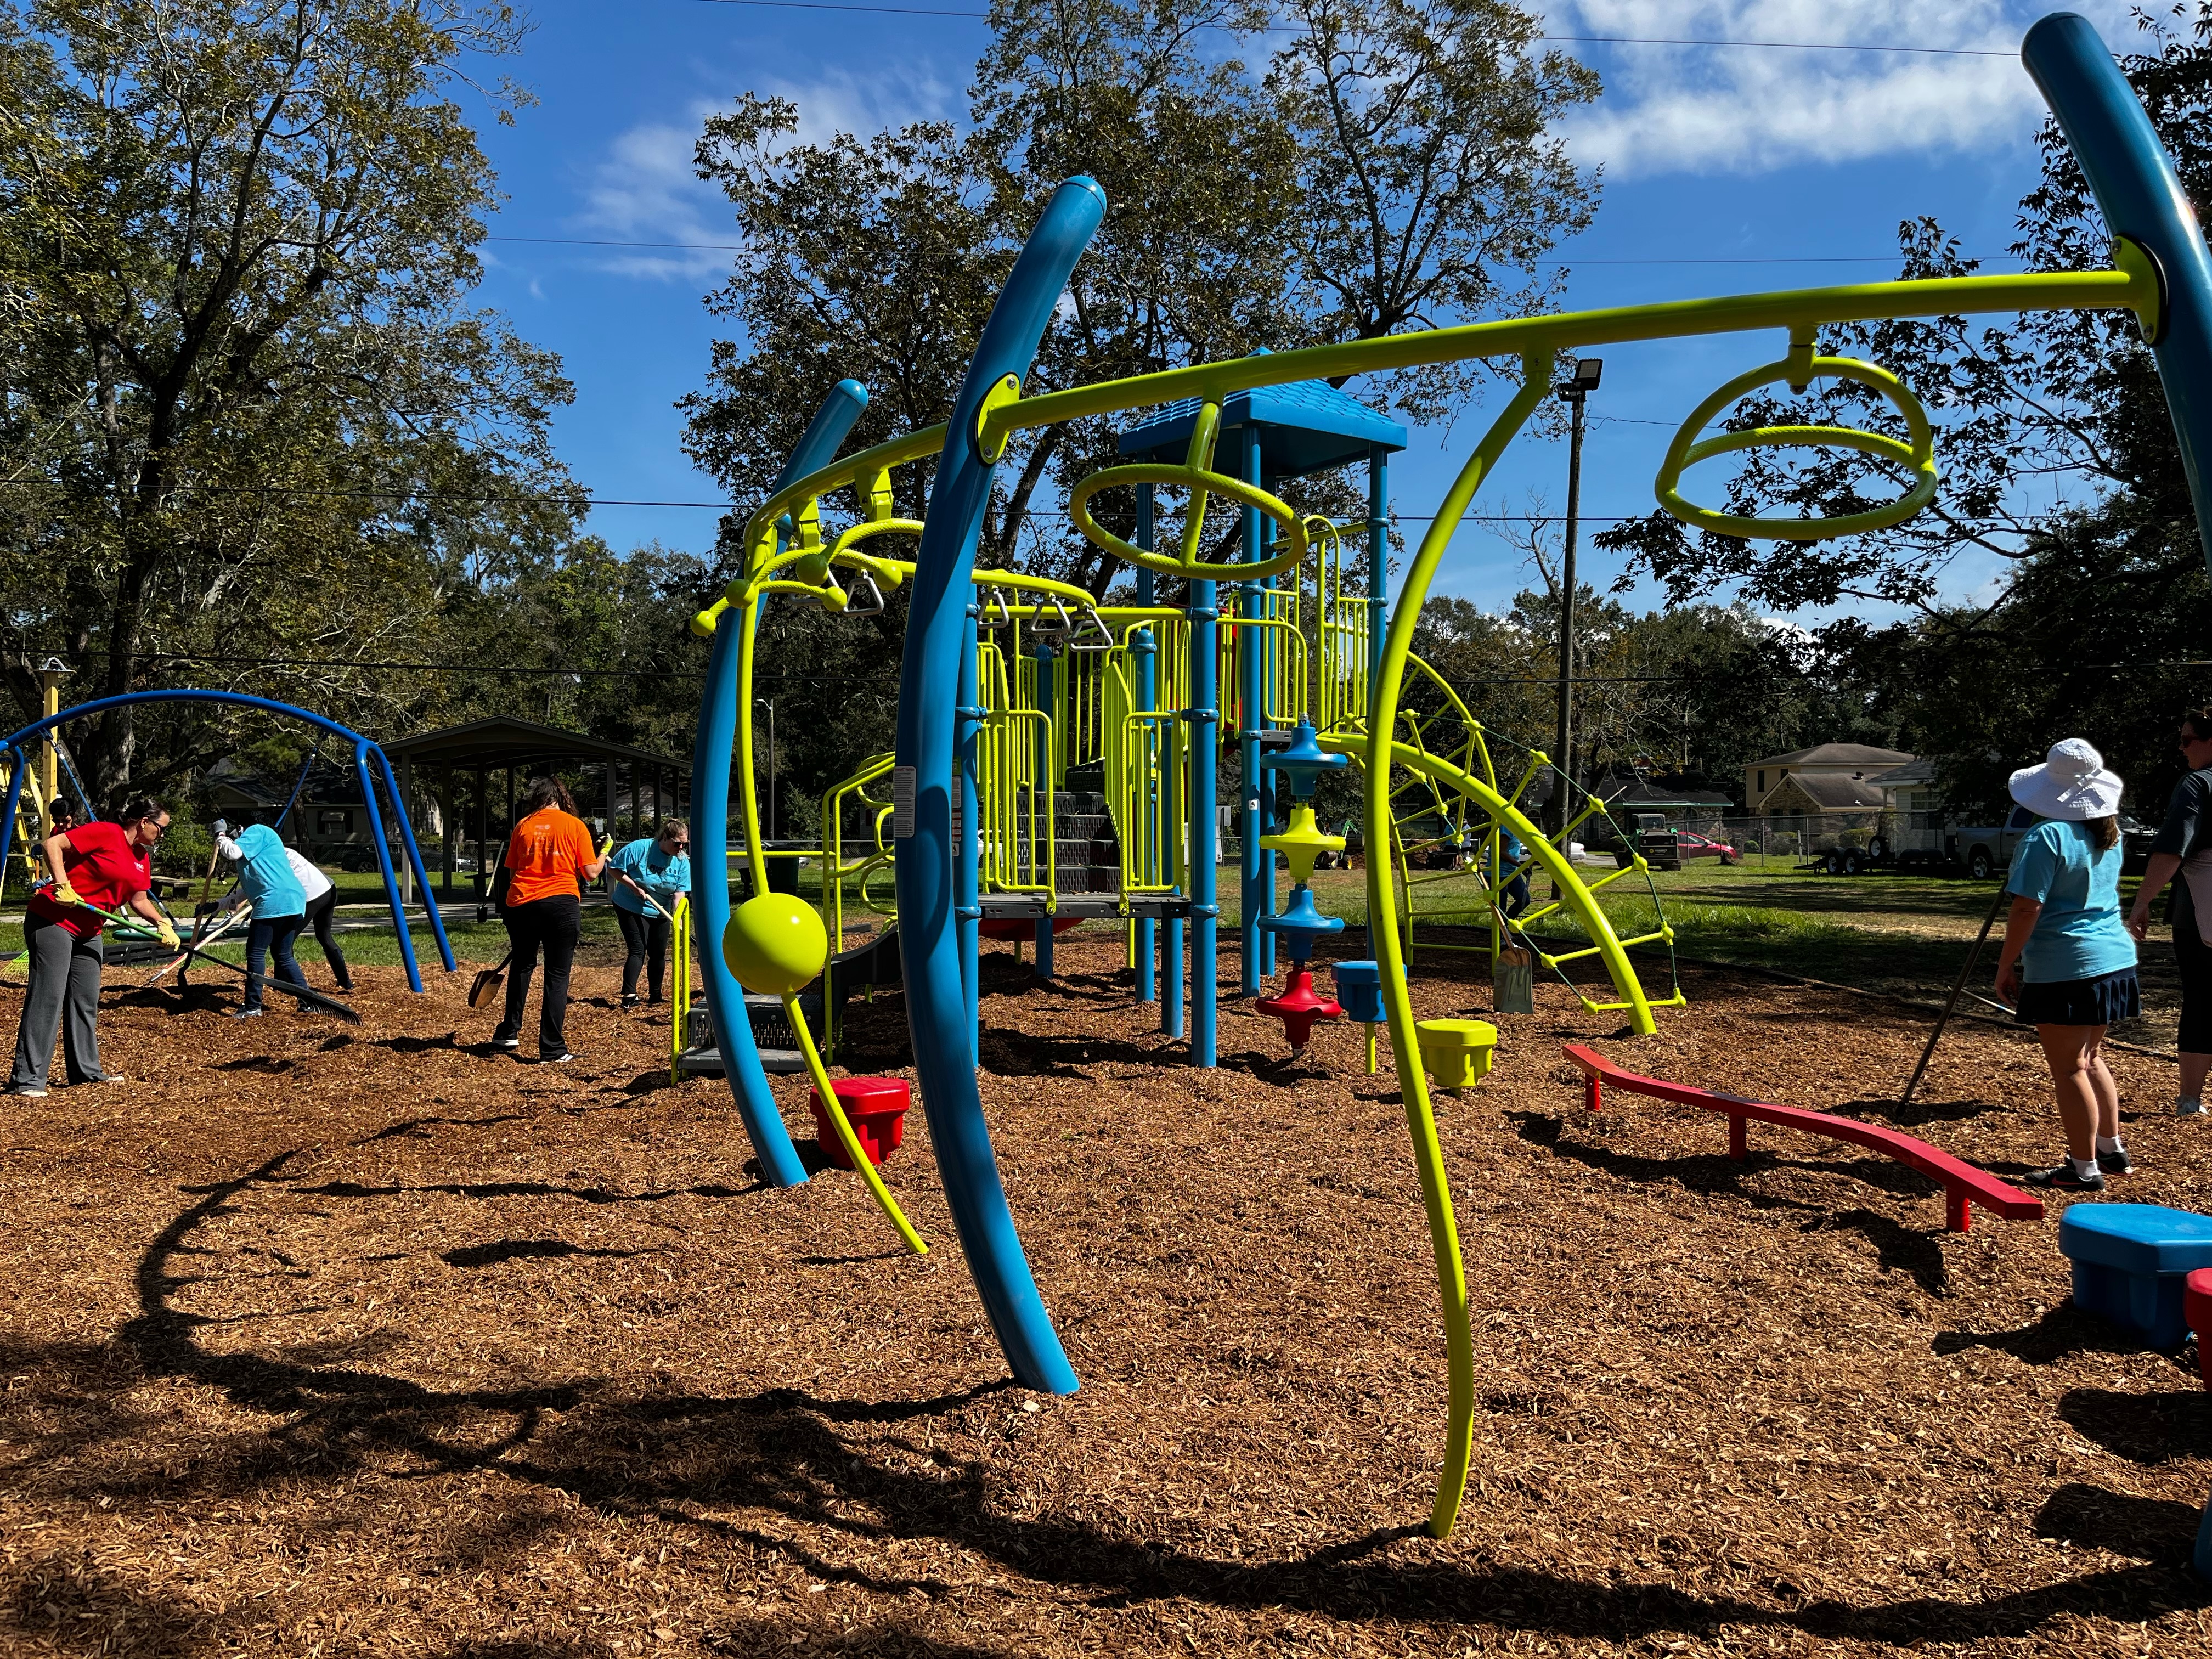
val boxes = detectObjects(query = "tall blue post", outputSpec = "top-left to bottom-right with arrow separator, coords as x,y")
1133,488 -> 1157,1005
958,605 -> 981,1054
691,379 -> 868,1190
2025,14 -> 2212,577
1032,635 -> 1057,980
894,176 -> 1104,1396
1188,572 -> 1219,1068
1367,445 -> 1389,963
1237,423 -> 1265,997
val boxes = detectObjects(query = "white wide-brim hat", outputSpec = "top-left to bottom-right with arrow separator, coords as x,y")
2008,738 -> 2124,821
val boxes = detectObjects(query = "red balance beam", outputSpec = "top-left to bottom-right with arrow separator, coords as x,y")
1560,1043 -> 2044,1234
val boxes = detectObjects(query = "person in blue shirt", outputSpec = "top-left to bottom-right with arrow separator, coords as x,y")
212,814 -> 312,1018
605,819 -> 690,1009
1991,739 -> 2140,1192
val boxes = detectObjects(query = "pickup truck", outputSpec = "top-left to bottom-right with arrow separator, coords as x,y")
1946,805 -> 2037,881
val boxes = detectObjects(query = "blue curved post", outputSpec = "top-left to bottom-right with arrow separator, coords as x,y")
691,379 -> 870,1190
370,743 -> 456,976
0,690 -> 441,984
2025,13 -> 2212,571
352,740 -> 424,991
895,176 -> 1105,1395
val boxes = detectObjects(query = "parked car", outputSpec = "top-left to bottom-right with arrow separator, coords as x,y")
1675,830 -> 1741,865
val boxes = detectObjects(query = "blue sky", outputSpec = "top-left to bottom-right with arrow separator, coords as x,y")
466,0 -> 2150,622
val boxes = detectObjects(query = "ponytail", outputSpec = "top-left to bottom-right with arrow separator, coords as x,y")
2086,815 -> 2120,853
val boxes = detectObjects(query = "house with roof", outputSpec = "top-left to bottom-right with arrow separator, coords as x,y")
1742,744 -> 1915,811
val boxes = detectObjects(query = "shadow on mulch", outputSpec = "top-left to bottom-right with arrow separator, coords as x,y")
2035,1482 -> 2205,1562
2058,1387 -> 2212,1463
1933,1304 -> 2204,1371
1508,1110 -> 1952,1293
439,1239 -> 658,1269
16,1150 -> 2191,1650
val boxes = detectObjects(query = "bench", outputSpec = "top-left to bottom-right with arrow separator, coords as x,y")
1560,1043 -> 2044,1234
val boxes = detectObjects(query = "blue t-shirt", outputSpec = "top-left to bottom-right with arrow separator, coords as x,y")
228,824 -> 306,920
2005,819 -> 2135,984
606,837 -> 690,917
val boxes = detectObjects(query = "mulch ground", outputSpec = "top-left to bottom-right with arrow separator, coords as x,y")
2,933 -> 2209,1658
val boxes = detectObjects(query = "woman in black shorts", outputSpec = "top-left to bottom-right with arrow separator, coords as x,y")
1993,740 -> 2140,1192
2126,706 -> 2212,1117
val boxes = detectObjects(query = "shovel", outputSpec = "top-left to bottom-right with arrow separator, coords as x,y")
83,902 -> 362,1024
468,950 -> 515,1009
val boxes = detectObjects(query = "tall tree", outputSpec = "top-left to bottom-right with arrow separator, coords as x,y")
1594,6 -> 2211,618
0,0 -> 579,798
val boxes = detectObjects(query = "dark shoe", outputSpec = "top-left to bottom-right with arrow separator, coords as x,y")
2024,1162 -> 2105,1192
2098,1146 -> 2133,1175
620,995 -> 639,1011
492,1036 -> 520,1051
231,1007 -> 265,1020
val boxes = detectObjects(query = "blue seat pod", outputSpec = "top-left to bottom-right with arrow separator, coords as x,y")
2057,1203 -> 2212,1348
1333,960 -> 1384,1025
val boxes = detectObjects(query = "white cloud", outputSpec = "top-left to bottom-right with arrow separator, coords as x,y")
1550,0 -> 2149,177
573,67 -> 961,284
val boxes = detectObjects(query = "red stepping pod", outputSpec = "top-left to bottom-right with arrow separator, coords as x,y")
1257,968 -> 1342,1052
808,1076 -> 912,1169
2187,1267 -> 2212,1391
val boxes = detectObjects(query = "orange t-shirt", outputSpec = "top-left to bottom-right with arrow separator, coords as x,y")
503,807 -> 597,906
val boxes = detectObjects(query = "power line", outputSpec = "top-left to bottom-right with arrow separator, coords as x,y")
679,0 -> 2016,54
486,230 -> 2029,266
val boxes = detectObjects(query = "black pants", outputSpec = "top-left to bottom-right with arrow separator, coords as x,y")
244,915 -> 311,1012
303,887 -> 352,989
2176,886 -> 2212,1053
496,894 -> 580,1057
615,906 -> 669,1002
9,914 -> 105,1088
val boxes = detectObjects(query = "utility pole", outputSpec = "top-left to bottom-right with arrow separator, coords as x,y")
1552,358 -> 1602,839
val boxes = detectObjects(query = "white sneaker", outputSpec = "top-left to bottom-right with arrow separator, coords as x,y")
2178,1097 -> 2206,1118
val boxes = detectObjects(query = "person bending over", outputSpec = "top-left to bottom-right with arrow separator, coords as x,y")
605,819 -> 690,1008
1993,740 -> 2140,1192
284,843 -> 353,992
7,798 -> 176,1096
2126,704 -> 2212,1117
213,814 -> 311,1018
493,776 -> 607,1063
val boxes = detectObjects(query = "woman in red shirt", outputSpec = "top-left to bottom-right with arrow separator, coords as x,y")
8,797 -> 177,1097
492,776 -> 606,1063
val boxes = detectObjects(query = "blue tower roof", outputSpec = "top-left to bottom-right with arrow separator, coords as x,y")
1116,375 -> 1408,480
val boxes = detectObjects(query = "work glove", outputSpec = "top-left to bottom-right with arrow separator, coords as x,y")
52,880 -> 82,908
212,819 -> 227,837
155,923 -> 180,950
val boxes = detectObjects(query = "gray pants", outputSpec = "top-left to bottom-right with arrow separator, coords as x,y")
10,913 -> 105,1090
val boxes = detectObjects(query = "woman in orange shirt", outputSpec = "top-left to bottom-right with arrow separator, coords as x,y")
492,776 -> 606,1063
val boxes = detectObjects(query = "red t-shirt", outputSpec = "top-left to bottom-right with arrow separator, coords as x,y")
30,821 -> 152,939
503,807 -> 597,906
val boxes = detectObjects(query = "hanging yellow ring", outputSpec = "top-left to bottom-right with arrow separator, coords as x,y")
1067,464 -> 1310,581
1655,354 -> 1938,542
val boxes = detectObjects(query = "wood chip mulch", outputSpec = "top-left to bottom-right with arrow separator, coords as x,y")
1,938 -> 2208,1657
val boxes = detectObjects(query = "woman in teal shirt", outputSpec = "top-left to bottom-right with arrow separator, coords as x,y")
605,820 -> 690,1008
1992,739 -> 2139,1192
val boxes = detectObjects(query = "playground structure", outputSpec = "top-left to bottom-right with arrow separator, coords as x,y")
679,16 -> 2212,1540
0,691 -> 455,991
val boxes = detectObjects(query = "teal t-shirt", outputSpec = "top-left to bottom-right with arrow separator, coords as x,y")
2005,819 -> 2135,984
606,837 -> 690,917
229,823 -> 306,920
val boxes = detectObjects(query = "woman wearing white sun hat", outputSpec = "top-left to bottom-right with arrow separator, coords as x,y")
1991,738 -> 2139,1193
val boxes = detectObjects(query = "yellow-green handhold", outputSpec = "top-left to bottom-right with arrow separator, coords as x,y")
1260,804 -> 1345,885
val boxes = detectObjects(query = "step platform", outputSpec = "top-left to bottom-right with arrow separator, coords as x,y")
2058,1202 -> 2212,1348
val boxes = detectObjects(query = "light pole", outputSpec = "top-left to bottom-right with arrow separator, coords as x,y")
1553,357 -> 1601,838
754,698 -> 777,839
